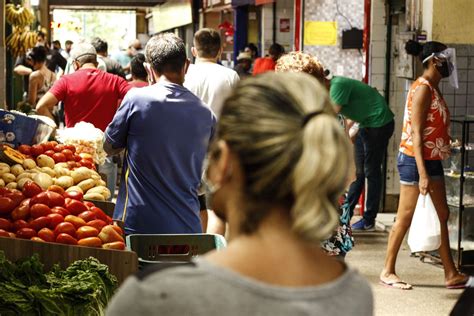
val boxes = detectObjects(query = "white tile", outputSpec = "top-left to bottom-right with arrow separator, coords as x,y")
372,57 -> 386,74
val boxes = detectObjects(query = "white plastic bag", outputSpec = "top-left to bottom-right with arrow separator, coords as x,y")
407,193 -> 441,252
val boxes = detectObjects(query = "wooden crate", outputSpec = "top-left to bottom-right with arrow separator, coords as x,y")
0,236 -> 138,284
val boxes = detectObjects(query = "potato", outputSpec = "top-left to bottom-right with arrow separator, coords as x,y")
16,173 -> 32,181
36,154 -> 55,168
10,164 -> 25,177
6,182 -> 17,190
66,186 -> 84,194
17,177 -> 32,189
0,164 -> 10,175
33,173 -> 53,190
54,165 -> 70,177
98,179 -> 106,187
55,176 -> 74,189
2,173 -> 16,184
77,179 -> 96,192
71,167 -> 92,184
56,162 -> 69,169
0,179 -> 5,188
86,186 -> 111,200
90,173 -> 101,181
41,167 -> 56,178
22,158 -> 36,170
83,192 -> 105,201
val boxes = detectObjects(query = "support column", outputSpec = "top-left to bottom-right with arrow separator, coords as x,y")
233,5 -> 248,63
1,0 -> 6,109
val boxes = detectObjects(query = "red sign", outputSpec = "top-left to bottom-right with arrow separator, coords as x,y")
255,0 -> 274,4
280,18 -> 290,33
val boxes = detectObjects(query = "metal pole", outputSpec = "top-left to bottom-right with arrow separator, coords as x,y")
0,0 -> 6,109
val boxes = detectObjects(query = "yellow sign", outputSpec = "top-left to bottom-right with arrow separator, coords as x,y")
304,21 -> 338,46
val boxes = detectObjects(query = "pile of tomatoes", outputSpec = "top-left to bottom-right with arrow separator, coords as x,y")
0,181 -> 125,250
18,141 -> 95,170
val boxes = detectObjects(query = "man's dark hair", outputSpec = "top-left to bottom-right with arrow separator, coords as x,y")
131,53 -> 147,80
193,28 -> 221,59
145,33 -> 187,74
65,40 -> 73,46
52,40 -> 61,48
91,37 -> 108,54
269,43 -> 285,59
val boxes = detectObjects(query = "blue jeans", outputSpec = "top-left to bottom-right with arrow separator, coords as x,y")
346,120 -> 394,224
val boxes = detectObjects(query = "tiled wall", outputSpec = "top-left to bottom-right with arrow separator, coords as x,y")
303,0 -> 365,79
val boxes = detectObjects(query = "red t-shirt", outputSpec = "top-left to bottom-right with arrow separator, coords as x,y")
252,57 -> 276,75
128,81 -> 149,88
49,68 -> 131,131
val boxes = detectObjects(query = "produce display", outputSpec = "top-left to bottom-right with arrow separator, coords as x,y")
0,182 -> 125,250
8,141 -> 111,201
0,251 -> 118,315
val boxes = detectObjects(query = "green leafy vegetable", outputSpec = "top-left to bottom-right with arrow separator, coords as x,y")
0,251 -> 118,315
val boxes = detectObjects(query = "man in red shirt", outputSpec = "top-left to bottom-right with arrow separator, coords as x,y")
36,42 -> 130,131
252,43 -> 285,75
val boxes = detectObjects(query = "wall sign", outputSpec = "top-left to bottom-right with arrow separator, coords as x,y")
280,18 -> 290,32
304,21 -> 337,46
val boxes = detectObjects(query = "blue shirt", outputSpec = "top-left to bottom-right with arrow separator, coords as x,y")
105,82 -> 216,234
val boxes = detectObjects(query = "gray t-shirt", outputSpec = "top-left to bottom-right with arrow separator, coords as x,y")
106,259 -> 373,316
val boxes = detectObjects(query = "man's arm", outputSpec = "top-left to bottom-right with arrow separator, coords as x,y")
36,92 -> 59,120
103,138 -> 124,157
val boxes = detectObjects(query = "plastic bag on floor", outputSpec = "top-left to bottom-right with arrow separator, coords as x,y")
408,193 -> 441,252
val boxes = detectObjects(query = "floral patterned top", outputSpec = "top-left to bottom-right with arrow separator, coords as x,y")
400,77 -> 451,160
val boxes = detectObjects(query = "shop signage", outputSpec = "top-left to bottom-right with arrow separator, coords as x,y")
152,0 -> 192,33
255,0 -> 274,4
304,21 -> 338,46
280,18 -> 290,32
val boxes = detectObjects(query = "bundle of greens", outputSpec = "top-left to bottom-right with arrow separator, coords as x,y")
0,251 -> 118,316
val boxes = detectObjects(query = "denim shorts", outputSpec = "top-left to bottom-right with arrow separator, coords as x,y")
397,152 -> 444,185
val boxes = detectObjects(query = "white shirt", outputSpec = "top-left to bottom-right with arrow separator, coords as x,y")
184,61 -> 240,117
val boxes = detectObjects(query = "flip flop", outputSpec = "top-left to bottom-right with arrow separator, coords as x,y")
379,279 -> 413,290
446,282 -> 467,290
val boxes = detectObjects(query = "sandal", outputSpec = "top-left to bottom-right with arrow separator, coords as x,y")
379,279 -> 413,290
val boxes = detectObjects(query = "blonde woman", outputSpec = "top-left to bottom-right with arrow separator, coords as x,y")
106,73 -> 373,316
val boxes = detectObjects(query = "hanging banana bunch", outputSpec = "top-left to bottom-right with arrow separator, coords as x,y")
6,27 -> 38,58
5,3 -> 35,28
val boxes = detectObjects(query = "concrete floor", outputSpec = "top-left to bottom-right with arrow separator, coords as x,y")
346,229 -> 464,316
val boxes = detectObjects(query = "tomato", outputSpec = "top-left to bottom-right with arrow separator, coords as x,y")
67,161 -> 76,169
106,216 -> 113,225
16,227 -> 36,239
51,206 -> 70,217
83,201 -> 95,209
11,204 -> 30,221
13,219 -> 29,231
18,145 -> 32,155
78,210 -> 96,223
20,198 -> 30,207
30,204 -> 51,219
89,206 -> 108,222
38,227 -> 55,242
47,185 -> 65,195
44,150 -> 55,157
49,141 -> 58,147
86,219 -> 107,231
45,191 -> 65,207
0,218 -> 12,231
31,236 -> 45,242
52,153 -> 67,163
53,144 -> 65,152
0,229 -> 10,237
0,188 -> 10,197
56,233 -> 77,245
64,145 -> 76,153
102,241 -> 125,250
65,199 -> 88,215
64,215 -> 86,229
98,225 -> 124,243
74,154 -> 82,162
5,190 -> 25,207
23,182 -> 43,198
0,197 -> 16,214
80,159 -> 94,169
47,213 -> 64,229
30,144 -> 44,157
29,216 -> 51,231
111,225 -> 123,235
78,237 -> 102,248
61,149 -> 75,161
54,222 -> 76,237
76,225 -> 99,239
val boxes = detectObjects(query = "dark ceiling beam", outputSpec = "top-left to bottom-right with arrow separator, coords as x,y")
48,0 -> 164,6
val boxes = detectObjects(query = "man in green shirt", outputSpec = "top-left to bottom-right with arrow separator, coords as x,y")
328,76 -> 394,230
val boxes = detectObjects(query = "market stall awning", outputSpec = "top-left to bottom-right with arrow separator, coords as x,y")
49,0 -> 164,6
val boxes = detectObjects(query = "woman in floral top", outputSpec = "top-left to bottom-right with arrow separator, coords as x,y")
380,40 -> 468,290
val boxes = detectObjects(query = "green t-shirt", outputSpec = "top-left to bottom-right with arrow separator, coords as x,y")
329,76 -> 394,128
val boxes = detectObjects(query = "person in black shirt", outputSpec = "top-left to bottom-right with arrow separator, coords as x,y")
91,37 -> 126,79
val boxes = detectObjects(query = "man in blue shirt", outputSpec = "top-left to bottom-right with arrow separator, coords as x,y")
104,33 -> 216,234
